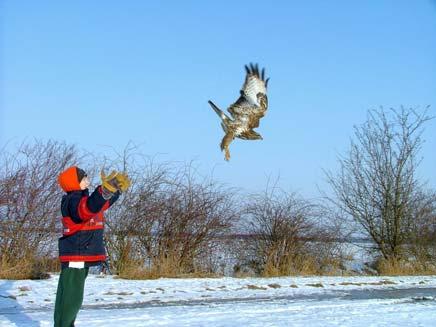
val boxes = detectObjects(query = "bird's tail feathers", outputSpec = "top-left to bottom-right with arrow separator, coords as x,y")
208,100 -> 231,122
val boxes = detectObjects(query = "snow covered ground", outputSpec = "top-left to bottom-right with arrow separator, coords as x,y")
2,274 -> 436,326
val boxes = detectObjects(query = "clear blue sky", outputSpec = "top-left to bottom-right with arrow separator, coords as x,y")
2,1 -> 436,197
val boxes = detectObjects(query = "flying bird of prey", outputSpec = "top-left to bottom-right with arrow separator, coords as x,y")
208,63 -> 269,161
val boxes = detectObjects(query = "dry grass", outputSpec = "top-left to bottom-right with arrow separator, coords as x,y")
261,254 -> 346,277
117,256 -> 220,280
246,284 -> 267,290
233,270 -> 257,278
339,282 -> 363,286
267,283 -> 281,289
374,257 -> 436,276
119,266 -> 219,280
306,283 -> 324,288
339,280 -> 397,286
0,256 -> 57,280
0,260 -> 31,280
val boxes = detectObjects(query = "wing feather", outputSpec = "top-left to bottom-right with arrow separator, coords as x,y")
227,63 -> 269,119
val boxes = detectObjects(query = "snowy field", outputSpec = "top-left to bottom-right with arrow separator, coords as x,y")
2,274 -> 436,326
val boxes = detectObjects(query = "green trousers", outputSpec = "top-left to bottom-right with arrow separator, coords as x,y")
54,267 -> 89,327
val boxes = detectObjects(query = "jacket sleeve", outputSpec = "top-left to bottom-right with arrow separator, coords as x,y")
68,187 -> 112,223
109,190 -> 120,207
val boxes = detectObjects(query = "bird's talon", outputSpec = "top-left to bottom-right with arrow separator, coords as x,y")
224,149 -> 231,161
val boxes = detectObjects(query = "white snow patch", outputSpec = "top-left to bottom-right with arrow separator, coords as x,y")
1,274 -> 436,326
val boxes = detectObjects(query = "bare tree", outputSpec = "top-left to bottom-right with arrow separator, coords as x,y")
0,140 -> 79,277
326,107 -> 433,261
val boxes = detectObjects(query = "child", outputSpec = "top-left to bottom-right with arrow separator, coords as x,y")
54,166 -> 130,327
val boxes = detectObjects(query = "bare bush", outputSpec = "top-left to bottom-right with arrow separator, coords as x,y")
239,187 -> 343,277
0,140 -> 79,278
105,156 -> 170,275
150,167 -> 238,276
103,148 -> 240,278
406,190 -> 436,263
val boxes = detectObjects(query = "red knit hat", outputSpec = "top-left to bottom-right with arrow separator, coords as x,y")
58,166 -> 82,192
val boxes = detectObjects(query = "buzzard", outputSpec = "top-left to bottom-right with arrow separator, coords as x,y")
208,63 -> 269,161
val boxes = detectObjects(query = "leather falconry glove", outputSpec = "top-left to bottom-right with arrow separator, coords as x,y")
100,170 -> 120,200
114,172 -> 131,193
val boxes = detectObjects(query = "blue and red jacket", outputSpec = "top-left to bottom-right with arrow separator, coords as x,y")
58,166 -> 119,266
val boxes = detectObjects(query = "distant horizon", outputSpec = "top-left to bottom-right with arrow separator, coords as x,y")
2,1 -> 435,197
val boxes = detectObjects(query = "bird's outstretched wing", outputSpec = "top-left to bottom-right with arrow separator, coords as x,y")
228,63 -> 269,122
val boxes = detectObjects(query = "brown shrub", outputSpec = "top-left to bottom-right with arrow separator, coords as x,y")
374,256 -> 436,276
239,187 -> 347,277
